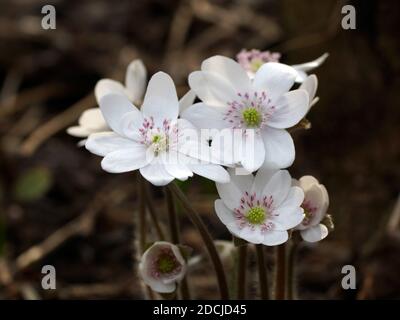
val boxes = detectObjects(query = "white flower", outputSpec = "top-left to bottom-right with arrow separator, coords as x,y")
139,241 -> 187,293
214,168 -> 305,246
182,55 -> 310,171
85,71 -> 229,186
293,176 -> 330,242
236,49 -> 328,83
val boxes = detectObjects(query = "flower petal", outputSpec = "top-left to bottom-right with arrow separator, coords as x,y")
262,230 -> 288,246
67,126 -> 92,138
252,167 -> 276,195
188,71 -> 237,107
188,163 -> 230,183
201,55 -> 251,93
291,53 -> 329,73
272,207 -> 304,231
178,90 -> 196,114
78,108 -> 108,131
261,127 -> 295,169
304,184 -> 328,226
139,161 -> 175,186
299,75 -> 318,105
85,132 -> 134,156
99,94 -> 138,136
181,102 -> 227,131
141,72 -> 179,125
101,145 -> 149,173
227,168 -> 254,193
214,199 -> 235,226
300,224 -> 329,242
253,62 -> 298,103
215,171 -> 243,210
262,170 -> 291,208
95,79 -> 126,103
299,175 -> 320,192
267,89 -> 309,129
125,59 -> 147,104
240,132 -> 265,172
278,186 -> 305,209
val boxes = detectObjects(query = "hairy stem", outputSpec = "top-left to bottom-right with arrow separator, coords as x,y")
275,243 -> 286,300
236,243 -> 248,299
256,244 -> 270,299
165,187 -> 191,300
168,182 -> 229,299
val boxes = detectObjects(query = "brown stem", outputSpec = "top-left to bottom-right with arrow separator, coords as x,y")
168,182 -> 229,299
143,184 -> 166,241
275,243 -> 286,300
256,244 -> 270,299
236,244 -> 247,299
165,187 -> 191,300
287,240 -> 299,300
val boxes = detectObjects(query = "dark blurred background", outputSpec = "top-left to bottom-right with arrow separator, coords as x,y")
0,0 -> 399,299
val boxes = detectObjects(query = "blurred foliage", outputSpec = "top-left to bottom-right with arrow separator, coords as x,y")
13,167 -> 53,202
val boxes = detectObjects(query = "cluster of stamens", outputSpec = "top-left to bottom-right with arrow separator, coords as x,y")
234,191 -> 276,233
138,117 -> 178,156
224,92 -> 275,131
301,200 -> 317,226
150,248 -> 182,278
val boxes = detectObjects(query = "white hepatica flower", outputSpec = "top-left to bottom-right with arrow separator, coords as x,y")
182,55 -> 310,171
139,241 -> 187,293
214,168 -> 305,246
85,71 -> 229,186
237,49 -> 328,83
294,175 -> 330,242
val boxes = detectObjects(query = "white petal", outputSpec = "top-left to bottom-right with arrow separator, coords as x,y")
252,167 -> 276,194
95,79 -> 126,103
253,62 -> 298,103
139,161 -> 175,186
163,152 -> 193,181
291,53 -> 329,73
262,170 -> 291,207
272,207 -> 304,231
240,132 -> 265,172
214,199 -> 235,226
141,72 -> 179,125
278,186 -> 305,209
300,224 -> 328,243
181,102 -> 227,131
67,126 -> 92,138
101,145 -> 149,173
236,227 -> 264,244
125,59 -> 147,104
304,184 -> 327,225
201,55 -> 251,93
261,127 -> 295,169
99,94 -> 138,136
209,129 -> 242,165
119,110 -> 144,141
294,70 -> 308,83
78,108 -> 108,131
188,163 -> 230,183
267,89 -> 309,129
299,75 -> 318,105
85,132 -> 134,156
299,175 -> 320,192
188,71 -> 237,107
215,171 -> 243,210
178,90 -> 196,114
227,168 -> 254,193
262,231 -> 288,246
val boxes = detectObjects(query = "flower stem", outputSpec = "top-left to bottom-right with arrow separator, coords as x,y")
168,182 -> 229,299
143,184 -> 166,241
275,243 -> 286,300
236,243 -> 247,299
165,187 -> 191,300
287,239 -> 299,300
256,244 -> 270,299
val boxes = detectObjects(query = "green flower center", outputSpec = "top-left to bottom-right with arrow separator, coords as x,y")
245,206 -> 266,225
152,134 -> 162,143
250,59 -> 264,72
242,108 -> 262,127
157,254 -> 177,274
151,133 -> 167,155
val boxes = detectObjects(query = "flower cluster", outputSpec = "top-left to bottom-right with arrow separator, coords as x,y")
68,50 -> 332,294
